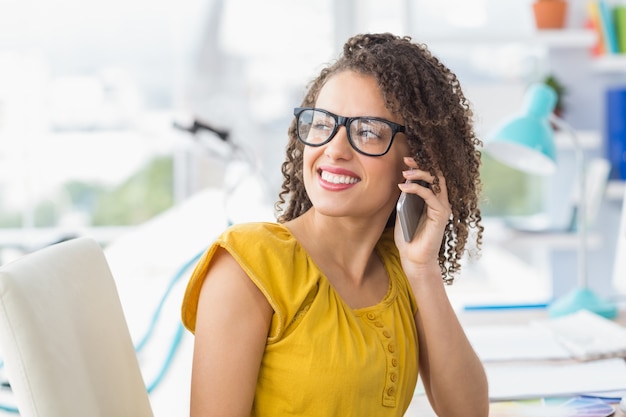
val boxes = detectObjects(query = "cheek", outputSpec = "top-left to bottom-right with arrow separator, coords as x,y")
372,159 -> 404,195
395,158 -> 406,180
302,147 -> 319,185
393,142 -> 411,181
393,156 -> 408,183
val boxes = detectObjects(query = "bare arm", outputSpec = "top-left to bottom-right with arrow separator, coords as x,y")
190,247 -> 273,417
411,267 -> 488,417
395,159 -> 488,417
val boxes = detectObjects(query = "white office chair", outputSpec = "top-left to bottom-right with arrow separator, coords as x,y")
0,237 -> 154,417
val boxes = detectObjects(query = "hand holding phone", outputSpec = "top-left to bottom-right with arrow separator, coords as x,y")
396,180 -> 429,242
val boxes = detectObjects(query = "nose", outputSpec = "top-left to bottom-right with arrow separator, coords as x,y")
324,124 -> 353,159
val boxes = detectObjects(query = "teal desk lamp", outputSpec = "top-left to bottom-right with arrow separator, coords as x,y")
485,83 -> 617,319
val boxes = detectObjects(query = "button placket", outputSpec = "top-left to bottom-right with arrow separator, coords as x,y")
364,312 -> 398,408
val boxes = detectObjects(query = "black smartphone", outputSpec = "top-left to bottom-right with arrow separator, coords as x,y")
396,181 -> 428,242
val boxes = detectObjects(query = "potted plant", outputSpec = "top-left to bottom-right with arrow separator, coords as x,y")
532,0 -> 568,29
543,73 -> 567,118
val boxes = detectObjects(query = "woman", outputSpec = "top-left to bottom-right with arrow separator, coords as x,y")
181,33 -> 488,417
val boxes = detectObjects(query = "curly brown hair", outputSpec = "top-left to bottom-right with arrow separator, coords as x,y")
275,33 -> 483,284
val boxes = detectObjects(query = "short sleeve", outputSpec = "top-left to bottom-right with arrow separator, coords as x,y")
180,222 -> 323,342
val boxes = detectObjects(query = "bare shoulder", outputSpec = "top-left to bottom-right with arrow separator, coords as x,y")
196,247 -> 273,331
191,247 -> 273,415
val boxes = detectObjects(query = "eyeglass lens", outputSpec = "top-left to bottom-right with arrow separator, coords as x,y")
296,108 -> 396,156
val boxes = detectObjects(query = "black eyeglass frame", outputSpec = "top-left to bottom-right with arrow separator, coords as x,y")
293,107 -> 406,157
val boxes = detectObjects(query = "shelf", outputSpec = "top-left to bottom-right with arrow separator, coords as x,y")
530,29 -> 597,48
421,29 -> 596,49
592,54 -> 626,73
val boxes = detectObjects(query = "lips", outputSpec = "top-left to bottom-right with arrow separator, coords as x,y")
320,170 -> 360,185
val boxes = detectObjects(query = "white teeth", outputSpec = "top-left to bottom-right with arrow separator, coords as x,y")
321,170 -> 359,184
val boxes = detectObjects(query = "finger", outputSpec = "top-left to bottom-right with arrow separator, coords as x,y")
402,169 -> 434,186
431,174 -> 452,214
402,157 -> 438,184
403,156 -> 418,169
398,173 -> 450,214
399,178 -> 431,193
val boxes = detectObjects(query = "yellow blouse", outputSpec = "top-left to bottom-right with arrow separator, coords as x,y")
181,222 -> 419,417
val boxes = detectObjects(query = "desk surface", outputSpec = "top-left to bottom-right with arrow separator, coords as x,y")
405,308 -> 626,417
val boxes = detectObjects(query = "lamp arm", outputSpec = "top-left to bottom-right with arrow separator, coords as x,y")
549,114 -> 588,290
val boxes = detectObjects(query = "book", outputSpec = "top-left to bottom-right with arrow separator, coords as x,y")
587,1 -> 607,55
597,0 -> 619,54
614,4 -> 626,52
605,86 -> 626,180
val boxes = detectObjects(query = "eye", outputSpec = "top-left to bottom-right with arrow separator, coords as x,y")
352,120 -> 386,142
311,114 -> 334,132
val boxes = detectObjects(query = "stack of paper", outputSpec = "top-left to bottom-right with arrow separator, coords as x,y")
464,324 -> 572,362
464,310 -> 626,401
486,358 -> 626,401
465,310 -> 626,362
533,310 -> 626,361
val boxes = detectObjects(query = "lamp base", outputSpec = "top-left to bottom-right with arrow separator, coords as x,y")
548,287 -> 618,319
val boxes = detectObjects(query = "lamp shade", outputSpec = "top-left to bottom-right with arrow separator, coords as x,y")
485,83 -> 558,176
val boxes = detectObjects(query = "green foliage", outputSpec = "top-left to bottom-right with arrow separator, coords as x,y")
91,156 -> 174,225
65,181 -> 106,211
479,153 -> 545,217
0,155 -> 175,228
0,212 -> 22,228
34,200 -> 61,227
543,74 -> 567,115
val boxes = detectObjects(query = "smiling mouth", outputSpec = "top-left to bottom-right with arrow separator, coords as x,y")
319,170 -> 360,185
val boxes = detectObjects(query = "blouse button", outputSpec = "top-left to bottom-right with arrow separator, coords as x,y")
374,322 -> 384,328
382,330 -> 391,338
388,343 -> 395,353
387,387 -> 396,397
390,373 -> 398,382
366,312 -> 376,320
391,358 -> 398,367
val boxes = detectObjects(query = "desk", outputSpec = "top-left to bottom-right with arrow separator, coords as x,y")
404,308 -> 626,417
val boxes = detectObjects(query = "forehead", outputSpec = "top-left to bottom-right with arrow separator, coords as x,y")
315,71 -> 399,122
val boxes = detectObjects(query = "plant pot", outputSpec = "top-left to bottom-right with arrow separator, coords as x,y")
532,0 -> 568,29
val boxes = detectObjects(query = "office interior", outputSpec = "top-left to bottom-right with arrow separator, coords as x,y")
1,0 -> 626,415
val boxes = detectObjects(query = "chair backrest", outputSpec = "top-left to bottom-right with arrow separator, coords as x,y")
0,237 -> 154,417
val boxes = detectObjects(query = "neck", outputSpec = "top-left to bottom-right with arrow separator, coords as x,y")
286,209 -> 388,285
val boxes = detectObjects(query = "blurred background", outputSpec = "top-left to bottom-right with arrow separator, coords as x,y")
0,0 -> 593,242
1,0 -> 625,414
